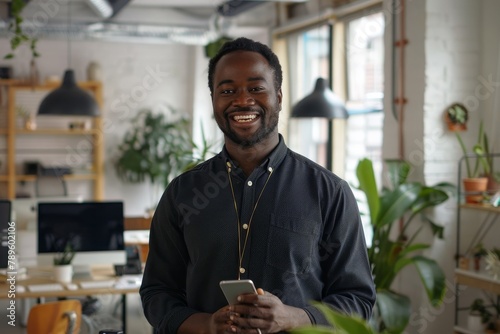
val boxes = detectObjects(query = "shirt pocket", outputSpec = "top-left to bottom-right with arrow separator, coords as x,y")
266,213 -> 320,275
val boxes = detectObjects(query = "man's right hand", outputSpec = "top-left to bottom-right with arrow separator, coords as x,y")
178,306 -> 235,334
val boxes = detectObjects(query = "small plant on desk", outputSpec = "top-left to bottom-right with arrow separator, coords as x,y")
53,242 -> 75,266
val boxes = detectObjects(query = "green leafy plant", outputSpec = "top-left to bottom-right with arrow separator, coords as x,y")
114,107 -> 196,189
356,158 -> 454,333
446,103 -> 468,125
292,302 -> 379,334
4,0 -> 40,59
455,121 -> 497,179
53,242 -> 75,266
114,107 -> 217,211
470,298 -> 492,324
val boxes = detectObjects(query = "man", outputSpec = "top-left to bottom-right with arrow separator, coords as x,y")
140,37 -> 375,334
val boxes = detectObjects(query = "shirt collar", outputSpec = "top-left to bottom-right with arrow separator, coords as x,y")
219,134 -> 287,172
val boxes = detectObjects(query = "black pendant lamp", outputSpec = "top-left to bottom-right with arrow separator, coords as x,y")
38,70 -> 99,116
38,1 -> 99,117
291,78 -> 348,119
291,78 -> 348,170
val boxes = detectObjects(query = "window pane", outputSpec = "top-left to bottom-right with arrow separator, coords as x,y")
344,12 -> 385,246
346,12 -> 384,111
288,25 -> 330,167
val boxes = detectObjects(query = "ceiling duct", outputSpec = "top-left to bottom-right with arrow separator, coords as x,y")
108,0 -> 132,18
217,1 -> 265,17
217,0 -> 308,17
85,0 -> 113,18
84,0 -> 131,19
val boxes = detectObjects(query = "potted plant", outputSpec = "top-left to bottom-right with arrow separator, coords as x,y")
470,242 -> 488,272
53,242 -> 75,283
456,121 -> 493,203
468,298 -> 492,332
355,158 -> 454,333
445,103 -> 468,132
485,248 -> 500,280
114,107 -> 214,212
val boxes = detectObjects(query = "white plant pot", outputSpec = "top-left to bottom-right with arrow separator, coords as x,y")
467,314 -> 484,333
53,264 -> 73,283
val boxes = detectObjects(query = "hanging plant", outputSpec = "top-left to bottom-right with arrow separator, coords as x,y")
445,102 -> 468,132
4,0 -> 40,59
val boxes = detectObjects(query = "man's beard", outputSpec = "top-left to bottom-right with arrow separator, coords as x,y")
219,109 -> 279,148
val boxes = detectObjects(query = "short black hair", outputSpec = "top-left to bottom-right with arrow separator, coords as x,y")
207,37 -> 283,95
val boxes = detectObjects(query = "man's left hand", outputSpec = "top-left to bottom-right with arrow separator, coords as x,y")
228,288 -> 311,333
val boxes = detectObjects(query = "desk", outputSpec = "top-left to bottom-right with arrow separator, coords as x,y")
0,265 -> 140,333
124,216 -> 151,262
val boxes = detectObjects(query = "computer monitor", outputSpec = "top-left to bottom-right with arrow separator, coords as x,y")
37,201 -> 126,275
0,200 -> 12,269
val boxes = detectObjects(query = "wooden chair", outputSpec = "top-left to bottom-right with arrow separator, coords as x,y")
27,299 -> 82,334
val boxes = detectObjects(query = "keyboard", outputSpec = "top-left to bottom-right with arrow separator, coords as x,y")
79,280 -> 116,289
27,283 -> 65,292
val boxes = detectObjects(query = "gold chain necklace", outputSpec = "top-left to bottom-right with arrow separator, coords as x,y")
226,161 -> 273,279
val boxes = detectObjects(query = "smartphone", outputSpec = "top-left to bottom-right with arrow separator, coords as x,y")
219,279 -> 257,304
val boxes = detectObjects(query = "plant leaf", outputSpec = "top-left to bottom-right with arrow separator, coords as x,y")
410,186 -> 449,213
385,159 -> 410,189
356,158 -> 380,224
377,183 -> 421,228
411,255 -> 447,306
291,303 -> 376,334
376,290 -> 411,333
395,243 -> 430,260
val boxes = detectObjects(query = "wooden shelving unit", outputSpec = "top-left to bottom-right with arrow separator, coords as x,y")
0,79 -> 104,200
455,269 -> 500,295
454,154 -> 500,334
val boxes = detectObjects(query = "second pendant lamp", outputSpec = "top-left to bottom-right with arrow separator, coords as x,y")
38,0 -> 99,117
38,69 -> 99,116
291,78 -> 348,119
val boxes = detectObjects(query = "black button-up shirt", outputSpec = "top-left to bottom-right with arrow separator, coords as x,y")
140,135 -> 376,333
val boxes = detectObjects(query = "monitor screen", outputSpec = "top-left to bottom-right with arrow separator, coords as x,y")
37,201 -> 126,269
0,200 -> 12,269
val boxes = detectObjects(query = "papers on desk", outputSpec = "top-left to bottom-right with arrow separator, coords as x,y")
79,280 -> 116,289
114,275 -> 142,289
27,283 -> 64,292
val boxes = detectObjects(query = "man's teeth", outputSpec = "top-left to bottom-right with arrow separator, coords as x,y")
233,115 -> 257,122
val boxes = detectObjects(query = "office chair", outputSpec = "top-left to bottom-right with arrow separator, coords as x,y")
27,299 -> 81,334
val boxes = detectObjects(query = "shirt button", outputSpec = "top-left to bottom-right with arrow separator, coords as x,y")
247,181 -> 253,186
240,267 -> 246,274
242,224 -> 248,230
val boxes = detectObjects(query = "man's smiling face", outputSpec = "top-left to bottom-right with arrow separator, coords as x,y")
212,50 -> 282,148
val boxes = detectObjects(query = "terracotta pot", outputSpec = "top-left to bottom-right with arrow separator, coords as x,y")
459,256 -> 470,270
486,173 -> 500,193
463,177 -> 489,203
446,122 -> 467,132
444,104 -> 468,132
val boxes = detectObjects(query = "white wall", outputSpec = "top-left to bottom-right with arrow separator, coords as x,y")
0,38 -> 204,216
382,0 -> 500,333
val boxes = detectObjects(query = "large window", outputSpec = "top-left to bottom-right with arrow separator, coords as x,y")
284,10 -> 385,245
287,25 -> 331,167
344,11 -> 385,246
